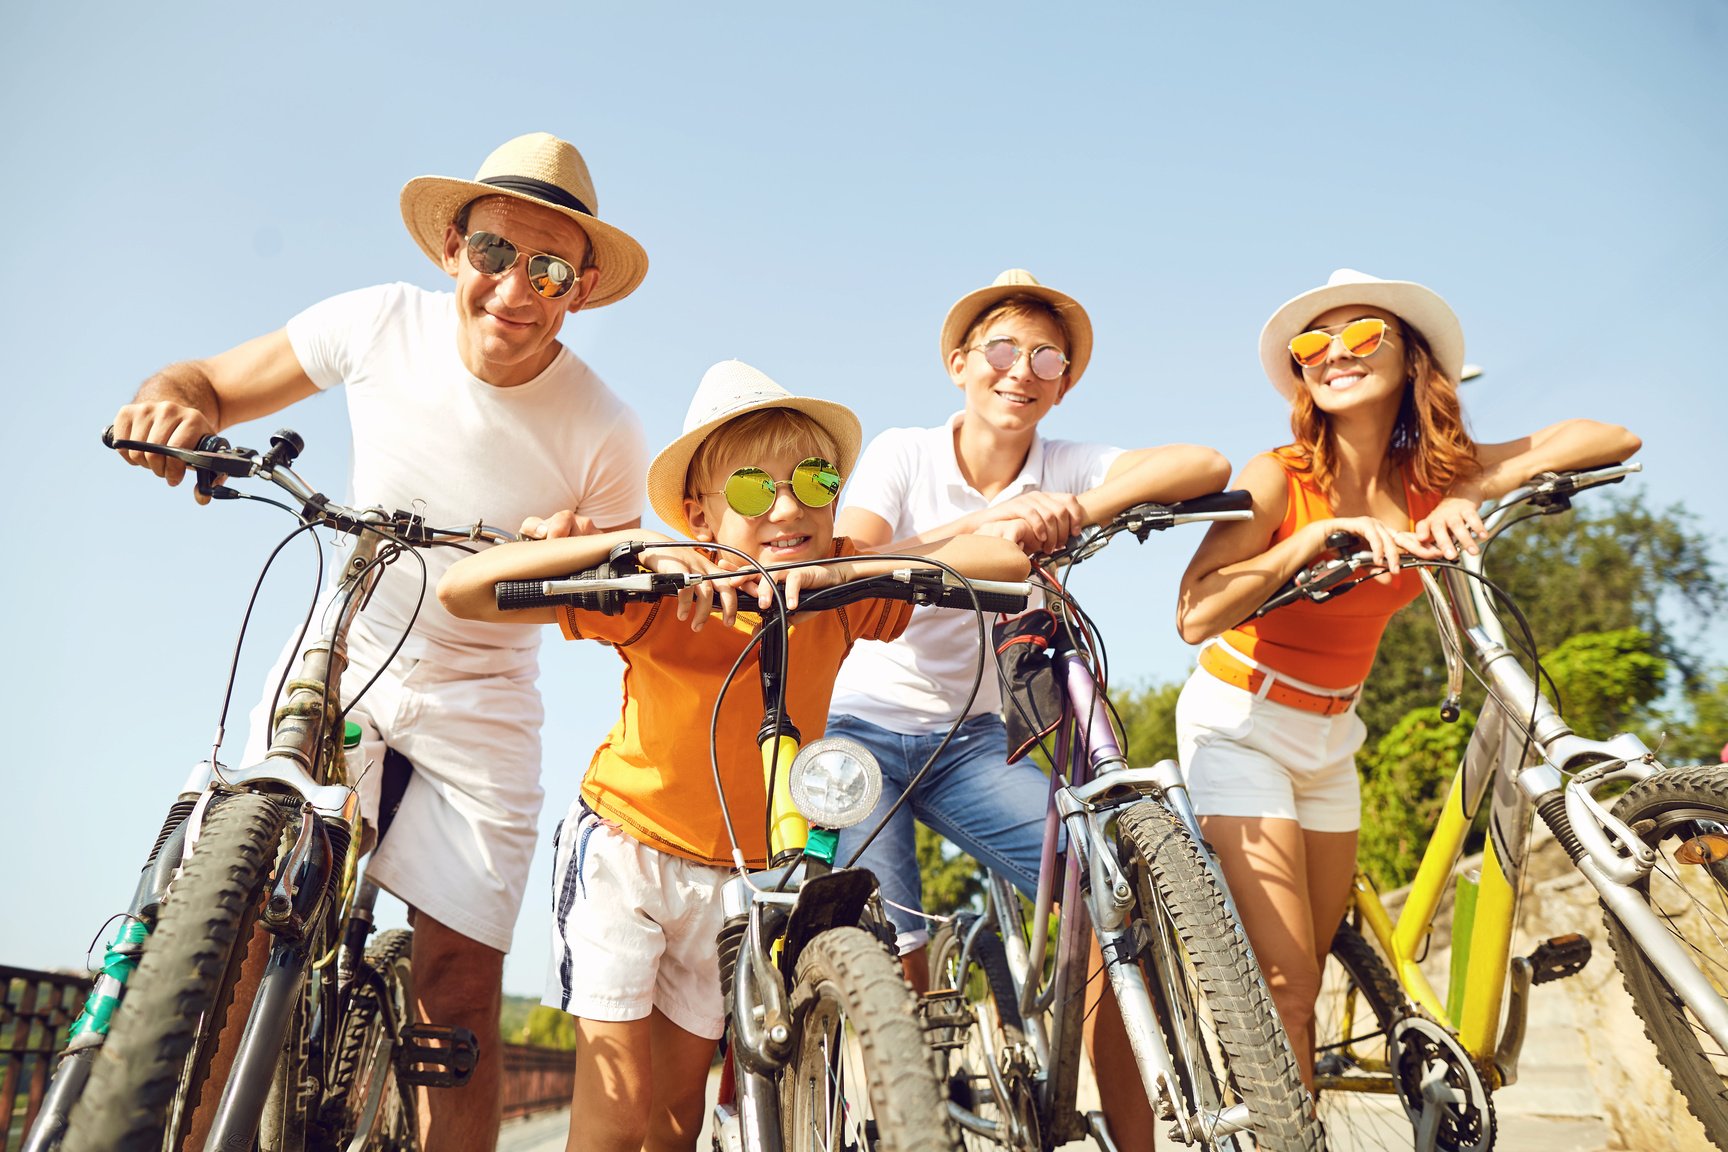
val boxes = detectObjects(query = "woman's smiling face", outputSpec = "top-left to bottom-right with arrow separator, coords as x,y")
1296,304 -> 1409,415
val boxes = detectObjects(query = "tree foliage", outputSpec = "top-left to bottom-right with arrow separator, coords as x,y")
1544,627 -> 1669,735
520,1005 -> 577,1050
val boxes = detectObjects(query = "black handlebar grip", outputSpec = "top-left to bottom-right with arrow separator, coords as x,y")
1170,489 -> 1254,517
101,425 -> 116,448
1325,530 -> 1364,553
495,576 -> 624,615
937,586 -> 1030,614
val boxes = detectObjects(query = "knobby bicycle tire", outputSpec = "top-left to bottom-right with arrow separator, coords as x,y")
315,927 -> 416,1151
1606,764 -> 1728,1145
781,926 -> 958,1152
63,792 -> 290,1152
928,915 -> 1038,1151
1117,802 -> 1322,1152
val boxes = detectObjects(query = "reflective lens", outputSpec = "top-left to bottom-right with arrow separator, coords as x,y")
720,458 -> 841,518
463,232 -> 579,299
1288,318 -> 1390,368
978,338 -> 1069,381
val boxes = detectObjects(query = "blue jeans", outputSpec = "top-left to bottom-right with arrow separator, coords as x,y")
828,712 -> 1051,951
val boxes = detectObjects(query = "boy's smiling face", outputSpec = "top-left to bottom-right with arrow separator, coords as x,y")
684,442 -> 838,567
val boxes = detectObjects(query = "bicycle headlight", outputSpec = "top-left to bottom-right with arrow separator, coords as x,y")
787,737 -> 882,830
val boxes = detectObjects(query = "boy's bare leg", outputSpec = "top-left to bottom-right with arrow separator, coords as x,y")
571,1010 -> 717,1152
899,946 -> 930,993
412,911 -> 504,1152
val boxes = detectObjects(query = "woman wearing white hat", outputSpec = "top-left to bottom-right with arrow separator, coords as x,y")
1173,269 -> 1640,1089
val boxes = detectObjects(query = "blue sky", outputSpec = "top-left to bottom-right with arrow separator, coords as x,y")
2,2 -> 1723,996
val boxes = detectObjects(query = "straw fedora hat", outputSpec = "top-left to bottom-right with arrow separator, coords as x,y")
400,132 -> 648,309
646,360 -> 863,536
938,269 -> 1094,389
1259,268 -> 1465,398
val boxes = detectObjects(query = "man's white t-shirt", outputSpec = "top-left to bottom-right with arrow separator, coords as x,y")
286,282 -> 647,673
828,412 -> 1121,735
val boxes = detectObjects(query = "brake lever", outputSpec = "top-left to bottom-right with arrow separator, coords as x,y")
102,428 -> 260,490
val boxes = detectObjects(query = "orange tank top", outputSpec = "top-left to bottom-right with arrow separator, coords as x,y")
1218,449 -> 1442,689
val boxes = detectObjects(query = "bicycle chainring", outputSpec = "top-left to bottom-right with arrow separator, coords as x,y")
1388,1015 -> 1494,1152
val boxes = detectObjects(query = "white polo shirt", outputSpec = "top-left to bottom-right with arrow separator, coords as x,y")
828,412 -> 1121,735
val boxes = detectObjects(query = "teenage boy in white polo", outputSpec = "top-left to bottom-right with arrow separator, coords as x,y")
826,269 -> 1229,1143
108,132 -> 648,1152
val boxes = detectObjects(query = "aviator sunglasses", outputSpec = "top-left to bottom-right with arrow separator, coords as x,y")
705,457 -> 843,518
463,231 -> 583,300
1287,318 -> 1396,368
969,337 -> 1069,381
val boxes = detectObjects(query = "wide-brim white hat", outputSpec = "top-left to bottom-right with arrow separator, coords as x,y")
646,360 -> 863,536
1259,268 -> 1464,398
399,132 -> 648,309
939,269 -> 1093,388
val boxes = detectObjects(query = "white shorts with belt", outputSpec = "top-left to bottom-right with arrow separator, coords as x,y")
241,620 -> 544,952
1175,665 -> 1366,833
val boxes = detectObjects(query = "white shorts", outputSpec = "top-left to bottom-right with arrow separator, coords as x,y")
543,800 -> 728,1040
241,621 -> 544,952
1175,666 -> 1365,833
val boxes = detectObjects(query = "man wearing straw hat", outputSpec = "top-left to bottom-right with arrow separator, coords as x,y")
108,132 -> 650,1150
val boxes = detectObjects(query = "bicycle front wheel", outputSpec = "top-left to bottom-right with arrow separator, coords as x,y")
1606,764 -> 1728,1144
781,926 -> 957,1152
63,792 -> 290,1152
1117,801 -> 1321,1151
315,928 -> 416,1151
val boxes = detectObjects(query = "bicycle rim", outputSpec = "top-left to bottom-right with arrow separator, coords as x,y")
1607,765 -> 1728,1144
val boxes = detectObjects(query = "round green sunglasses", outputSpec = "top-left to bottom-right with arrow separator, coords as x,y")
705,457 -> 842,518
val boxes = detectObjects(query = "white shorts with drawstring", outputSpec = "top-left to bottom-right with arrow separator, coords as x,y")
542,798 -> 729,1040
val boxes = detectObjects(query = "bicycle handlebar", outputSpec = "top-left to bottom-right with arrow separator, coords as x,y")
104,426 -> 518,546
495,563 -> 1031,617
1048,489 -> 1254,565
1250,463 -> 1640,618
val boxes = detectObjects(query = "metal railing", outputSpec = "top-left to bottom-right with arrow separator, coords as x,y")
501,1043 -> 574,1121
2,966 -> 90,1152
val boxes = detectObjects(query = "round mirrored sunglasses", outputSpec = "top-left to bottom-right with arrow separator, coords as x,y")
970,337 -> 1069,382
707,458 -> 842,518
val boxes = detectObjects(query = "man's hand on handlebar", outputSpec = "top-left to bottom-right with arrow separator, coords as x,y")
110,400 -> 225,502
971,491 -> 1085,554
520,509 -> 600,541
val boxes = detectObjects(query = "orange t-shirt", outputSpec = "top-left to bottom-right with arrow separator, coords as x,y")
557,539 -> 912,867
1218,449 -> 1442,689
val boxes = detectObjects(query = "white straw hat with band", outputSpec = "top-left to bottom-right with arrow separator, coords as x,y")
1259,268 -> 1465,398
646,360 -> 862,536
938,269 -> 1094,389
400,132 -> 649,309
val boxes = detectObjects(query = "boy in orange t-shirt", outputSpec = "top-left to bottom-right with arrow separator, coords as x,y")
438,359 -> 1027,1152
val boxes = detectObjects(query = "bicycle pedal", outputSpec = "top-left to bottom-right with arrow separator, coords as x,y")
1526,933 -> 1591,985
397,1023 -> 480,1087
918,988 -> 971,1044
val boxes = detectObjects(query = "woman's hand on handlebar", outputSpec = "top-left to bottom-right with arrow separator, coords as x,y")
110,400 -> 224,501
1411,493 -> 1488,560
1307,515 -> 1436,574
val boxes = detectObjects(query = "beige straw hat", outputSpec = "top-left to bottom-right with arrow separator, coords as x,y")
938,269 -> 1094,388
399,132 -> 648,309
646,360 -> 863,536
1259,268 -> 1464,398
